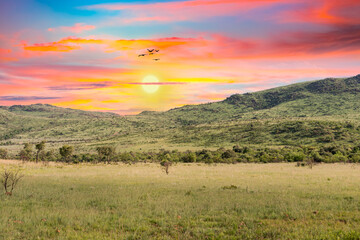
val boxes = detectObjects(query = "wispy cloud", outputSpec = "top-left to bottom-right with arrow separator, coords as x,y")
126,82 -> 186,85
48,23 -> 96,33
84,0 -> 284,24
0,96 -> 61,101
47,82 -> 112,91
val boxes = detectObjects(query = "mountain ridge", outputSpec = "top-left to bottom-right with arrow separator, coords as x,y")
1,74 -> 360,154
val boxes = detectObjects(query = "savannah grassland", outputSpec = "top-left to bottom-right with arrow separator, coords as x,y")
1,161 -> 360,239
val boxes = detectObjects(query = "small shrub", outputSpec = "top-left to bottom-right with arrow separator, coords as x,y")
222,185 -> 238,190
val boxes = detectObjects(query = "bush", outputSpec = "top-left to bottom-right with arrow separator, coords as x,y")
284,152 -> 306,162
19,143 -> 33,161
59,145 -> 74,162
221,150 -> 237,159
181,151 -> 196,163
0,148 -> 8,159
96,146 -> 115,163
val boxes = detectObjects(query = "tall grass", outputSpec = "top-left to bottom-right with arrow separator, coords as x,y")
1,162 -> 360,239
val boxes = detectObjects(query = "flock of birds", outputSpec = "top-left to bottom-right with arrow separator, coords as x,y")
138,48 -> 160,61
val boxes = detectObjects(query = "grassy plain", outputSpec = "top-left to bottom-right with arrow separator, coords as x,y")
1,161 -> 360,239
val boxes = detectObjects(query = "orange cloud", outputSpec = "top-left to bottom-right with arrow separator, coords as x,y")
23,43 -> 80,52
21,36 -> 205,55
58,37 -> 105,45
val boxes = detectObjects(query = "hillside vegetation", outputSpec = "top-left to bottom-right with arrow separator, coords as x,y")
1,75 -> 360,155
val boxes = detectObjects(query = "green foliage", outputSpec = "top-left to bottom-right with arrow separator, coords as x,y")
59,145 -> 74,163
45,150 -> 57,162
0,148 -> 8,159
180,151 -> 197,163
19,143 -> 33,161
35,141 -> 46,162
96,146 -> 115,163
7,142 -> 360,164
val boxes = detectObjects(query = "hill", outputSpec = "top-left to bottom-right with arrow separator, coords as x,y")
160,74 -> 360,123
1,74 -> 360,154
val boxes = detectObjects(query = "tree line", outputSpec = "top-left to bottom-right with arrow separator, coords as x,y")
1,142 -> 360,164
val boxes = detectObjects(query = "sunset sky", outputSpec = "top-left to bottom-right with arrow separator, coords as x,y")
0,0 -> 359,114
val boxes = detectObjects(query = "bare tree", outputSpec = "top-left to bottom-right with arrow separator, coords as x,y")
1,169 -> 24,196
160,160 -> 172,175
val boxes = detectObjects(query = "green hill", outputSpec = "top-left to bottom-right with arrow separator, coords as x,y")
1,74 -> 360,154
161,74 -> 360,123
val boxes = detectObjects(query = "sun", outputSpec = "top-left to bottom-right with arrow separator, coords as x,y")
142,75 -> 160,94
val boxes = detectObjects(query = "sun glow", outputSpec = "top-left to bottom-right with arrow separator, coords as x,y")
142,75 -> 160,93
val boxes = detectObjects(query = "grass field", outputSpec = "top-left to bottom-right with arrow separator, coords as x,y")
1,161 -> 360,239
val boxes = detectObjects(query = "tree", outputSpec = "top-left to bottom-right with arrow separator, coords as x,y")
35,141 -> 46,162
45,150 -> 57,162
1,168 -> 24,196
181,151 -> 196,163
59,145 -> 74,163
96,146 -> 115,163
0,148 -> 8,159
19,143 -> 33,161
160,159 -> 172,175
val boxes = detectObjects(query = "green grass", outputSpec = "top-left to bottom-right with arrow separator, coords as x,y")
1,162 -> 360,239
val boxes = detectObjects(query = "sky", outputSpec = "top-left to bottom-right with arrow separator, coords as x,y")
0,0 -> 359,114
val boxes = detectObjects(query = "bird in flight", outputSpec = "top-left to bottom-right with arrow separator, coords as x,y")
138,49 -> 160,58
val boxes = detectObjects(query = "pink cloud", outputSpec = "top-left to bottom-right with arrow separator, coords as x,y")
0,48 -> 17,62
18,26 -> 360,66
276,0 -> 360,25
48,23 -> 96,33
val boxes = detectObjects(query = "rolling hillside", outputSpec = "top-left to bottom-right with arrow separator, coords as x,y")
161,74 -> 360,123
1,74 -> 360,154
